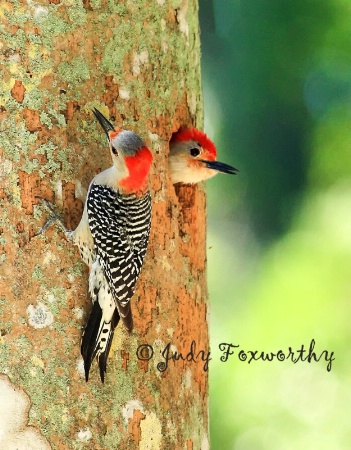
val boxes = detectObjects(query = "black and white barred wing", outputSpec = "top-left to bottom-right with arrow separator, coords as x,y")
87,183 -> 151,329
125,190 -> 152,270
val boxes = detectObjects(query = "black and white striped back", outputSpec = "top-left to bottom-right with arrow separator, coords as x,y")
87,183 -> 151,323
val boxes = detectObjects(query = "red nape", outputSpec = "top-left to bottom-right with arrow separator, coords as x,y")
109,130 -> 122,140
120,147 -> 153,193
172,128 -> 217,157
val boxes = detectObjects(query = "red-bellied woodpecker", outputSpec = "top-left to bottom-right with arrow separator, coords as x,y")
36,108 -> 153,382
169,128 -> 238,184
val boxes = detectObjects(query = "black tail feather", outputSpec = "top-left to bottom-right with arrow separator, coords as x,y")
81,302 -> 120,382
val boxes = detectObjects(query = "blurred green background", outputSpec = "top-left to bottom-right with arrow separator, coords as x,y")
198,1 -> 351,448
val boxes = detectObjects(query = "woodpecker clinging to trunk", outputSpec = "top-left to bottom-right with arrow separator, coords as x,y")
36,109 -> 153,382
169,128 -> 238,184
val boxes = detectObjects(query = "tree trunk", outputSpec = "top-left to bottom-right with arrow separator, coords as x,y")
0,1 -> 209,449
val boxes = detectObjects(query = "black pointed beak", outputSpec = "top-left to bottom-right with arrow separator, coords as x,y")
200,159 -> 239,175
93,108 -> 115,139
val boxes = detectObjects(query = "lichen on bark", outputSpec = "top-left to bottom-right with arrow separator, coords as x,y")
0,0 -> 208,448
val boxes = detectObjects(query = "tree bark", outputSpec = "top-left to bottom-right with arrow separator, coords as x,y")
0,1 -> 209,448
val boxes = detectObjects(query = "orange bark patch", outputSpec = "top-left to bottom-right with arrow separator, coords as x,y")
137,358 -> 149,373
82,0 -> 93,10
40,74 -> 55,91
103,76 -> 119,119
186,440 -> 194,450
176,184 -> 207,271
152,173 -> 162,193
16,221 -> 24,233
63,101 -> 80,122
134,285 -> 158,335
146,93 -> 192,140
149,201 -> 169,251
19,171 -> 54,215
121,350 -> 129,370
62,181 -> 84,229
172,93 -> 193,133
23,108 -> 42,132
11,80 -> 26,103
173,286 -> 209,394
128,409 -> 145,444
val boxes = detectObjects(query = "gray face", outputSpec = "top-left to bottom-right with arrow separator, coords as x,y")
172,139 -> 201,156
113,131 -> 145,156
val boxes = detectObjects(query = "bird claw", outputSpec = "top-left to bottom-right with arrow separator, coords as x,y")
35,196 -> 58,215
34,217 -> 59,237
35,196 -> 68,237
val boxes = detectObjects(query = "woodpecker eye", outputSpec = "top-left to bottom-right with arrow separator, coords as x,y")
111,146 -> 118,155
190,148 -> 200,157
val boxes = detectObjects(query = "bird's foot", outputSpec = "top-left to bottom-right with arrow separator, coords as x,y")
35,196 -> 71,238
